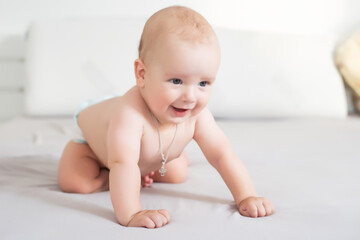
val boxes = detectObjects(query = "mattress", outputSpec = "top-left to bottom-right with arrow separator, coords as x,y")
1,117 -> 359,239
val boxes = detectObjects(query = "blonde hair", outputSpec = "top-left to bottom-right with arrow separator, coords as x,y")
138,6 -> 216,62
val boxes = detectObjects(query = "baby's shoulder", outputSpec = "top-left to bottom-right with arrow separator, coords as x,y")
108,87 -> 149,125
192,107 -> 217,133
194,107 -> 215,124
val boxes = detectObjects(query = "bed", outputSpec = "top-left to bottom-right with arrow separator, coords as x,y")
1,17 -> 359,239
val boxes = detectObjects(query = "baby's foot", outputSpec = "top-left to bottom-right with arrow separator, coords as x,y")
141,171 -> 154,187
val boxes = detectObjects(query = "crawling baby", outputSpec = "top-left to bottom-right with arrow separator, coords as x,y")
58,6 -> 274,228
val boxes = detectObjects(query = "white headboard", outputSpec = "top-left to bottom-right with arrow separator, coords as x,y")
25,17 -> 347,118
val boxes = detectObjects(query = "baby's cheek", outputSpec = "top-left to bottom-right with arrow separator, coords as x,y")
157,90 -> 173,101
154,94 -> 172,110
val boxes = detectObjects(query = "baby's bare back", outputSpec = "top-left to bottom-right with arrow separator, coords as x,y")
77,86 -> 195,175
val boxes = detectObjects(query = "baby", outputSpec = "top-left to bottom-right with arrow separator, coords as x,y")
58,6 -> 274,228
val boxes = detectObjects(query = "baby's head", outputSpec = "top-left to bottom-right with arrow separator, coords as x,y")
138,6 -> 219,64
135,6 -> 220,124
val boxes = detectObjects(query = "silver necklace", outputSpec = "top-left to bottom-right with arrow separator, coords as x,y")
153,116 -> 178,176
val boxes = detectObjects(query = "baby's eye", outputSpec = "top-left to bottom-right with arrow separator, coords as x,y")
199,81 -> 208,87
170,78 -> 182,85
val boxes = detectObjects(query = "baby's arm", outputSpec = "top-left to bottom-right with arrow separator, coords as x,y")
107,115 -> 170,228
194,109 -> 274,217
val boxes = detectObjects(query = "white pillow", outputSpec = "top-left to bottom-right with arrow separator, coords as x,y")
25,17 -> 145,116
24,18 -> 347,117
209,28 -> 347,118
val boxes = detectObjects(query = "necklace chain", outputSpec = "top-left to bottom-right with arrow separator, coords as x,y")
152,115 -> 178,176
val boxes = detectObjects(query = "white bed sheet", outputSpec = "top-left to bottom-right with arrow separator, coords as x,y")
1,117 -> 360,239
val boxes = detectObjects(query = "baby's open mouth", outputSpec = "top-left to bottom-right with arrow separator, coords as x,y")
171,106 -> 190,117
172,107 -> 187,112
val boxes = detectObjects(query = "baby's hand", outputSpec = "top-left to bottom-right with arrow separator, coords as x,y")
141,172 -> 155,188
127,209 -> 170,228
238,196 -> 274,218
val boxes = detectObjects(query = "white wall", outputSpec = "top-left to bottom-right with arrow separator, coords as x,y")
1,0 -> 360,36
0,0 -> 360,120
1,0 -> 360,58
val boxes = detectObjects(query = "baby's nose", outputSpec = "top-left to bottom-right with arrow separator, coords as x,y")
182,86 -> 196,103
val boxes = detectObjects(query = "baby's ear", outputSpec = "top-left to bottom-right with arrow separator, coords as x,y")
134,59 -> 146,88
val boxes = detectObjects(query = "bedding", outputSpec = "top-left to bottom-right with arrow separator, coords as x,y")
24,18 -> 347,118
1,116 -> 359,239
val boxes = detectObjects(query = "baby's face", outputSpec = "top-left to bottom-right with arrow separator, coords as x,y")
141,34 -> 220,125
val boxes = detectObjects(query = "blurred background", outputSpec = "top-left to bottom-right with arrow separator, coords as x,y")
1,0 -> 360,122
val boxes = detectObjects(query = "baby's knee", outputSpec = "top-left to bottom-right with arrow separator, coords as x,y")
58,177 -> 96,194
170,169 -> 187,183
168,157 -> 188,183
58,174 -> 86,193
58,169 -> 109,194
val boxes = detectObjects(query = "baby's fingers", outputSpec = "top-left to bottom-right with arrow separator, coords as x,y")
141,172 -> 154,187
144,176 -> 153,187
158,209 -> 171,221
148,209 -> 170,228
262,199 -> 275,216
256,201 -> 266,217
128,209 -> 170,228
238,197 -> 274,218
239,203 -> 258,217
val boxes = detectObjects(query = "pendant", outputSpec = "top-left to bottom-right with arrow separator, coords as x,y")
159,159 -> 167,176
159,165 -> 167,176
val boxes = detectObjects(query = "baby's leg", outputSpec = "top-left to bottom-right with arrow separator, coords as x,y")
152,152 -> 189,184
58,141 -> 109,194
